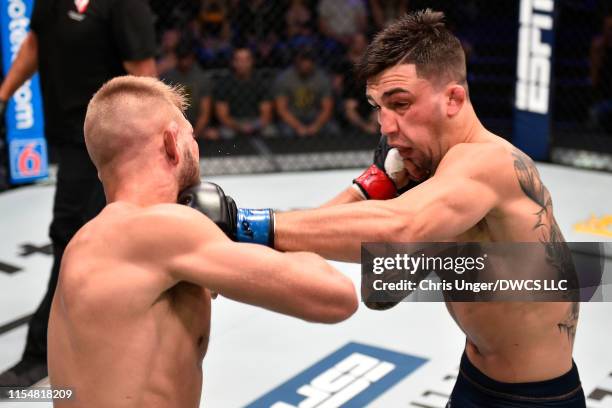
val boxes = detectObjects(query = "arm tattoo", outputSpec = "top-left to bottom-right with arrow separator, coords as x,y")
512,149 -> 579,342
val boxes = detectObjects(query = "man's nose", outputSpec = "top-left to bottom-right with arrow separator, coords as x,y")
378,107 -> 399,138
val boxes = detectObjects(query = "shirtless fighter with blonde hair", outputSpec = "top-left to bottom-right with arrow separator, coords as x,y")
47,76 -> 357,408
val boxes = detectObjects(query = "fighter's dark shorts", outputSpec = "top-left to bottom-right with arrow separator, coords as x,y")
446,352 -> 586,407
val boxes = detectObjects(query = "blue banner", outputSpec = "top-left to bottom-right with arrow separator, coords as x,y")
513,0 -> 556,161
245,342 -> 427,408
1,0 -> 47,183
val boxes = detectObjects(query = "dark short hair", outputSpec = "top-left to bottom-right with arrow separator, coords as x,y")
356,9 -> 466,86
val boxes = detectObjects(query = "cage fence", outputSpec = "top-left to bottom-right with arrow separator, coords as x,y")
1,0 -> 610,185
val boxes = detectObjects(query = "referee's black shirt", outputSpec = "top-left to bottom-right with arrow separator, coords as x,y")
31,0 -> 156,145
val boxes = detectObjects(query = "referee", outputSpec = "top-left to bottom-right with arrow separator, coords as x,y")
0,0 -> 156,390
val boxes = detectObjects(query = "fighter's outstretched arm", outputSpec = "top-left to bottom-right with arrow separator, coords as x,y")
133,205 -> 358,323
184,238 -> 358,323
275,145 -> 504,262
320,186 -> 365,207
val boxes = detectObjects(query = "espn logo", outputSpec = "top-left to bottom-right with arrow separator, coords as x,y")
515,0 -> 554,114
247,342 -> 427,408
272,353 -> 394,408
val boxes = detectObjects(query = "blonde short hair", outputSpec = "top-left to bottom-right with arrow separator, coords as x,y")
84,76 -> 188,168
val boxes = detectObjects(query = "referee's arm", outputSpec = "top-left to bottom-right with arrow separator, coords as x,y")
123,59 -> 157,78
113,0 -> 157,78
0,32 -> 38,101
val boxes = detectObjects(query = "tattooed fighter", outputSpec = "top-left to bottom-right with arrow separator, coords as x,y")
182,10 -> 585,408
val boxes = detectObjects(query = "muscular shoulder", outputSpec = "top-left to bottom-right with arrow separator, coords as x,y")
124,204 -> 222,249
438,142 -> 513,180
60,204 -> 219,301
438,141 -> 535,202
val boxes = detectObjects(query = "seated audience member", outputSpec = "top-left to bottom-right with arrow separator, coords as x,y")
318,0 -> 367,47
286,0 -> 313,38
329,32 -> 368,100
156,28 -> 181,77
233,0 -> 283,43
341,33 -> 378,134
234,0 -> 287,67
274,48 -> 338,137
162,41 -> 213,140
193,0 -> 233,68
214,48 -> 276,138
369,0 -> 408,30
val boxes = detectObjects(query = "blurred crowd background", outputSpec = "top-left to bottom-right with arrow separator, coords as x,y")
149,0 -> 611,174
4,0 -> 612,177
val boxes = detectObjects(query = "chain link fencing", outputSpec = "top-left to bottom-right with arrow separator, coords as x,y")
1,0 -> 610,187
550,0 -> 612,171
152,0 -> 525,175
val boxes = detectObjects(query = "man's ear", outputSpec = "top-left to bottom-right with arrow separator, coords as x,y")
163,121 -> 180,165
446,84 -> 466,117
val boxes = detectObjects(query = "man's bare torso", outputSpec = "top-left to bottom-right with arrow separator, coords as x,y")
48,204 -> 211,408
446,134 -> 577,383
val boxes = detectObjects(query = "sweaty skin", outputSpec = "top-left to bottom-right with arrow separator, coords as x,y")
49,205 -> 212,408
274,64 -> 577,383
48,76 -> 357,408
48,203 -> 357,408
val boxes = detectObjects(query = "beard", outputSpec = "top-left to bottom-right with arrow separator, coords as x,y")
177,148 -> 200,192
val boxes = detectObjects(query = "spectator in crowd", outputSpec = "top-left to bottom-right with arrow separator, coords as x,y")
590,14 -> 612,133
149,0 -> 201,31
284,1 -> 339,68
233,0 -> 287,67
369,0 -> 408,30
318,0 -> 367,47
193,0 -> 233,68
328,32 -> 367,126
275,48 -> 337,137
156,28 -> 181,77
162,40 -> 213,140
286,0 -> 313,38
233,0 -> 283,43
341,33 -> 378,134
253,32 -> 289,68
214,47 -> 275,138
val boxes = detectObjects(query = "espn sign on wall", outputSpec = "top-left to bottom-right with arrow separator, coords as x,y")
0,0 -> 47,183
513,0 -> 555,161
